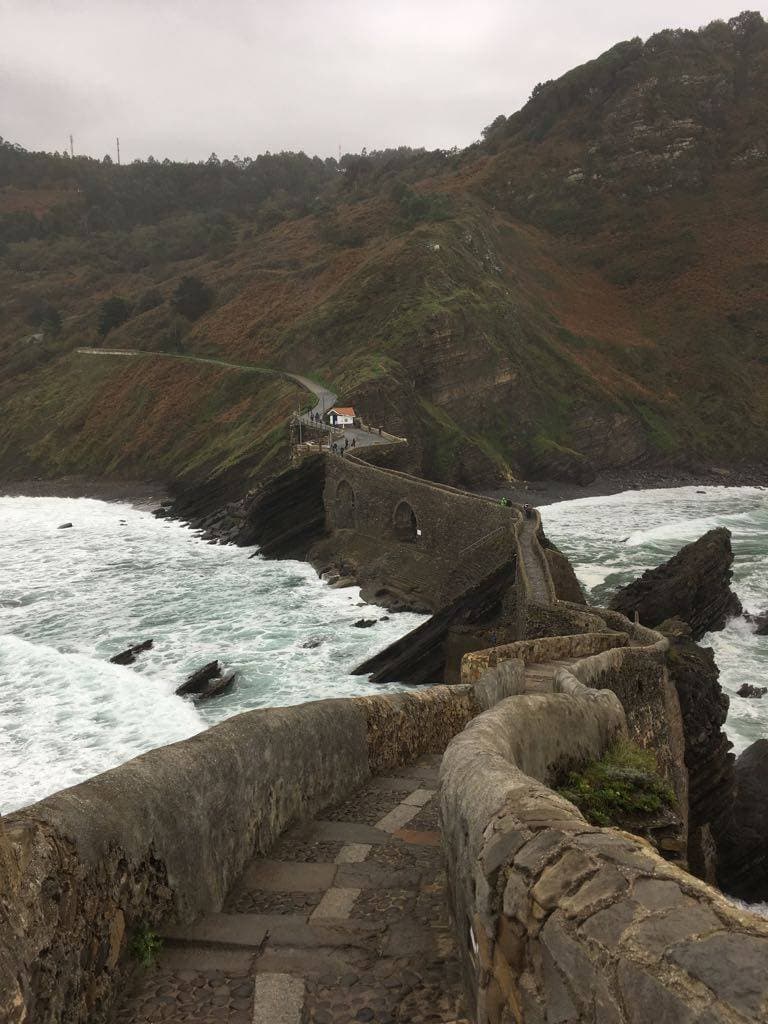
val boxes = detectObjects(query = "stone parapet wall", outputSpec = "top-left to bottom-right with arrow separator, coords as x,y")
461,632 -> 630,685
0,673 -> 527,1024
439,692 -> 768,1024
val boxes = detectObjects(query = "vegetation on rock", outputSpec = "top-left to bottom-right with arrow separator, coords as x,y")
557,739 -> 675,827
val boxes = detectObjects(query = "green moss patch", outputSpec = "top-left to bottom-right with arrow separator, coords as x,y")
556,739 -> 675,828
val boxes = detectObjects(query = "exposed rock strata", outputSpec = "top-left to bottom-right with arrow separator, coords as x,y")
537,531 -> 587,605
660,623 -> 735,882
719,739 -> 768,902
352,560 -> 519,685
610,528 -> 742,640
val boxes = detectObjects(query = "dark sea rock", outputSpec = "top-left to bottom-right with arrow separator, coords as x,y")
662,629 -> 735,883
744,609 -> 768,635
352,618 -> 376,628
737,683 -> 767,699
57,522 -> 73,529
194,672 -> 236,702
300,637 -> 323,649
719,739 -> 768,902
109,639 -> 154,666
175,661 -> 221,696
610,528 -> 742,640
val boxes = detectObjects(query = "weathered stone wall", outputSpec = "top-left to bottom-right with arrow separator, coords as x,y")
439,690 -> 768,1024
0,673 -> 526,1024
461,632 -> 630,685
322,453 -> 519,609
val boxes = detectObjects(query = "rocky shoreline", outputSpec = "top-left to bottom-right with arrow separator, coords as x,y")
487,461 -> 767,507
0,476 -> 168,509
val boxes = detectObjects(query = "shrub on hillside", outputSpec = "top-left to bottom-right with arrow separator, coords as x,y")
390,183 -> 451,225
27,300 -> 61,336
135,288 -> 163,314
170,275 -> 214,321
97,295 -> 132,337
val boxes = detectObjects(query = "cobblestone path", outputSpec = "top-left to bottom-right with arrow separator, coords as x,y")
112,755 -> 467,1024
517,517 -> 551,605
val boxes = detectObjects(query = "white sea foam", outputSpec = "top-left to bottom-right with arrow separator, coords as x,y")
0,495 -> 427,812
542,486 -> 768,755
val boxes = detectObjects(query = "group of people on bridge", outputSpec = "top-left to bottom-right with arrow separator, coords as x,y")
331,437 -> 356,455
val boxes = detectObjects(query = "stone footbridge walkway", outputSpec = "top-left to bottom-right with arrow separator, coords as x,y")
112,755 -> 467,1024
517,515 -> 551,606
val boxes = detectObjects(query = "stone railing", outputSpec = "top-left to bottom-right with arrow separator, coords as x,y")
0,670 -> 528,1024
461,632 -> 631,685
439,686 -> 768,1024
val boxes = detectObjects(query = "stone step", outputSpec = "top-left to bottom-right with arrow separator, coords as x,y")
162,912 -> 384,952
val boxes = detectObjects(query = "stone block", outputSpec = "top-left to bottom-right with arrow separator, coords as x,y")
539,946 -> 578,1023
629,903 -> 721,954
540,913 -> 596,1009
580,900 -> 638,947
531,849 -> 596,910
502,871 -> 529,923
514,831 -> 566,875
496,914 -> 526,971
239,859 -> 337,893
560,864 -> 628,919
616,962 -> 699,1024
473,912 -> 495,970
630,877 -> 687,912
574,833 -> 656,872
668,933 -> 768,1017
481,826 -> 529,879
493,942 -> 523,1015
484,976 -> 506,1024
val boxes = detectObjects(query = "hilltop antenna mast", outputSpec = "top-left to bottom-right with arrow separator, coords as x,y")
69,134 -> 74,158
116,137 -> 121,165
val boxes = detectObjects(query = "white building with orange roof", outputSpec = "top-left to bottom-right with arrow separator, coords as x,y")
328,406 -> 355,428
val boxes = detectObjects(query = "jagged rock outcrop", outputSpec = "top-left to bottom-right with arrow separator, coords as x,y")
718,739 -> 768,902
610,528 -> 742,640
661,621 -> 735,883
538,531 -> 586,604
353,559 -> 519,685
109,639 -> 153,666
234,454 -> 327,558
745,609 -> 768,635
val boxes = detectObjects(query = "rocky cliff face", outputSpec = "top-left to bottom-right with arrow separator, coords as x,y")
661,622 -> 735,883
610,528 -> 742,640
718,739 -> 768,901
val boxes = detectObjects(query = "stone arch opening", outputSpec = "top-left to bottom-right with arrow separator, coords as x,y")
393,500 -> 418,543
335,479 -> 356,529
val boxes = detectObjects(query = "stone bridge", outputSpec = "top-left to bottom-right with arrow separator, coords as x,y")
318,449 -> 524,612
3,445 -> 768,1024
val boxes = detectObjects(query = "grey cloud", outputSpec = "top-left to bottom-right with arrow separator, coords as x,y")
0,1 -> 760,161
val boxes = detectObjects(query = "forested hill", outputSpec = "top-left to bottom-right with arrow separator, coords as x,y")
2,10 -> 767,494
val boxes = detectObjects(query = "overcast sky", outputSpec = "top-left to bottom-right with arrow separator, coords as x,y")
1,2 -> 762,163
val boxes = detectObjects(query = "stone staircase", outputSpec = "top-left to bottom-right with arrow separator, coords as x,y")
112,755 -> 467,1024
522,660 -> 573,694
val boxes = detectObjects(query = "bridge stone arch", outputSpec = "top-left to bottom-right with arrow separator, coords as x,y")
393,499 -> 418,543
334,478 -> 356,529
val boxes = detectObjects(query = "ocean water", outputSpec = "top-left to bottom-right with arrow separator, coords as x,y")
541,486 -> 768,755
0,496 -> 426,813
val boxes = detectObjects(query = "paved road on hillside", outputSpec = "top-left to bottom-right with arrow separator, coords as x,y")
75,348 -> 391,449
